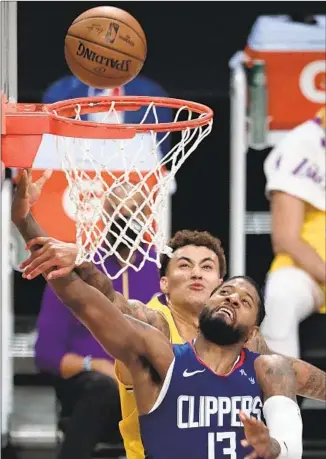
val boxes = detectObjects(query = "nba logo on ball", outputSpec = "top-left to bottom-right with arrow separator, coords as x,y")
106,22 -> 119,43
65,6 -> 147,88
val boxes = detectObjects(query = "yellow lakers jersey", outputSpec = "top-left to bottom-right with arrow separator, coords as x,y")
115,296 -> 183,459
265,113 -> 326,313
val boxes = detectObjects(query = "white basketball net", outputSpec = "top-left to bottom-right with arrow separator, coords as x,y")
54,100 -> 212,279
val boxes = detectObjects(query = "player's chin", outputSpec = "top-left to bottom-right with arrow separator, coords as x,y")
188,291 -> 210,305
213,311 -> 235,326
188,286 -> 211,297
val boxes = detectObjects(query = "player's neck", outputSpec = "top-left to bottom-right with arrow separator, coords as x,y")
193,334 -> 243,376
169,301 -> 199,334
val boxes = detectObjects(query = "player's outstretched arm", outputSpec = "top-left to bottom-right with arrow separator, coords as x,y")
20,237 -> 118,299
21,236 -> 170,336
12,169 -> 170,338
21,239 -> 115,295
243,354 -> 303,459
44,269 -> 174,376
247,333 -> 326,401
12,169 -> 126,306
11,171 -> 173,370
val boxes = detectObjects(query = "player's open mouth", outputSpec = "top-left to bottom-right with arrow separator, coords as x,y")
216,307 -> 234,321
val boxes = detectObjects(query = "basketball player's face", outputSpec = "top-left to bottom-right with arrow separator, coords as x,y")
160,245 -> 221,310
199,278 -> 260,346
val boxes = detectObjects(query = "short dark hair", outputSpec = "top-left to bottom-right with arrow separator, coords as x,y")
210,275 -> 266,326
160,230 -> 227,278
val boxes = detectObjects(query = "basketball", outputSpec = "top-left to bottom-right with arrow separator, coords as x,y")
64,6 -> 147,89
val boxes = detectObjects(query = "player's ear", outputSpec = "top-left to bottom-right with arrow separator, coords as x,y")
160,276 -> 169,294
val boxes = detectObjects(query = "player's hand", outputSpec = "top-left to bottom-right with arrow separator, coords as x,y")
240,412 -> 281,459
21,237 -> 78,280
11,168 -> 52,225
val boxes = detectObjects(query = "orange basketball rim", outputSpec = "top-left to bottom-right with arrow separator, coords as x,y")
1,91 -> 213,168
1,90 -> 214,279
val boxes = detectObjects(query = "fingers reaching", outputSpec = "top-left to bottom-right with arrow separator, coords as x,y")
16,168 -> 52,200
244,451 -> 259,459
22,260 -> 54,279
17,169 -> 29,198
239,412 -> 247,423
47,266 -> 74,280
240,412 -> 270,459
35,169 -> 52,188
239,412 -> 258,426
21,236 -> 76,280
239,412 -> 250,424
26,237 -> 53,251
19,246 -> 47,270
22,249 -> 58,279
22,260 -> 73,281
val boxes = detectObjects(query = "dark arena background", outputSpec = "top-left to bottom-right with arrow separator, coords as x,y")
1,2 -> 325,459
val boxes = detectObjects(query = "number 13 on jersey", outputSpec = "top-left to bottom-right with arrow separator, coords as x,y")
208,432 -> 236,459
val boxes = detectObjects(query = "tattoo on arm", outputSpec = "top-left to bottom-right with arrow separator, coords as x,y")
124,300 -> 171,339
289,358 -> 326,401
74,262 -> 115,301
255,355 -> 297,459
67,266 -> 171,339
255,355 -> 297,402
72,267 -> 170,338
248,333 -> 326,401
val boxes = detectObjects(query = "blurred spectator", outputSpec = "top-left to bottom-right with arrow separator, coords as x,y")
261,106 -> 326,358
35,182 -> 160,459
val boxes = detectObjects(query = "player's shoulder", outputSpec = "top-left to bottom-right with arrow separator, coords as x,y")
267,120 -> 322,159
253,353 -> 291,373
253,354 -> 294,390
127,298 -> 160,320
127,298 -> 146,309
242,348 -> 274,374
286,120 -> 324,153
264,120 -> 320,169
277,120 -> 321,145
127,298 -> 170,338
146,294 -> 169,313
172,341 -> 192,357
264,119 -> 325,198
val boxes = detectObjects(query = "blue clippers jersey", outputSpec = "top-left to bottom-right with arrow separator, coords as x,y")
139,342 -> 263,459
